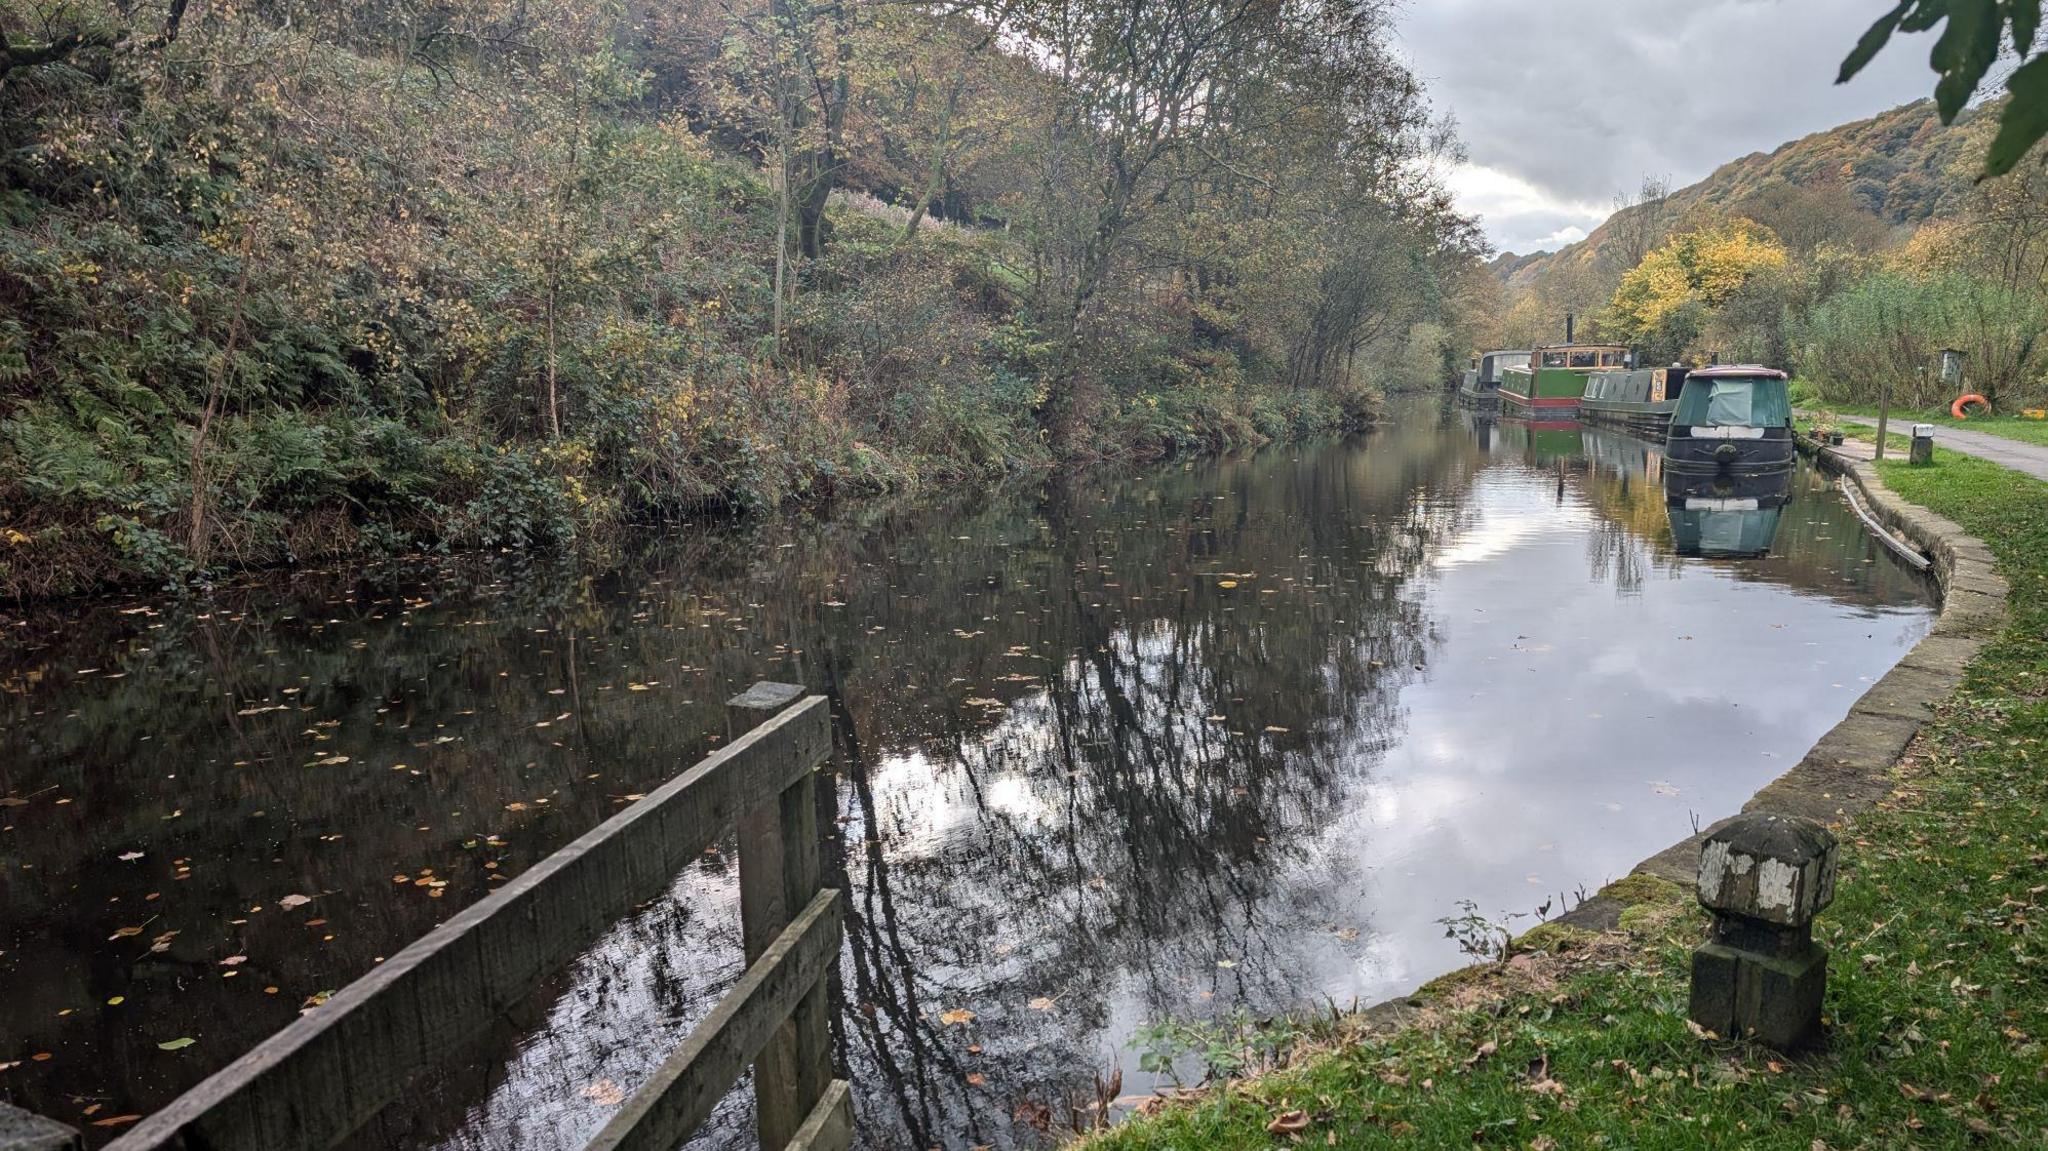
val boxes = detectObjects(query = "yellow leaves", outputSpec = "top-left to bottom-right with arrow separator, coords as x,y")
2,529 -> 30,546
938,1008 -> 975,1026
1608,217 -> 1789,341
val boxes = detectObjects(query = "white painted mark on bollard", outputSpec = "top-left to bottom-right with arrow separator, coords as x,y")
1757,857 -> 1798,912
1698,840 -> 1732,901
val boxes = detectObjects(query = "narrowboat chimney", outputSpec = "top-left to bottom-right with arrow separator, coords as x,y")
1565,312 -> 1575,344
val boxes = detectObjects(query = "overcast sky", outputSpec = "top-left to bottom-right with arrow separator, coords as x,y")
1395,0 -> 1944,254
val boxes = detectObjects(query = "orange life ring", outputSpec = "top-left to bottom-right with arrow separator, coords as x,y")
1952,393 -> 1990,419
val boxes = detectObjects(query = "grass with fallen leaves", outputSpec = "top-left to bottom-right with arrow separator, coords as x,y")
1797,392 -> 2048,449
1085,452 -> 2048,1148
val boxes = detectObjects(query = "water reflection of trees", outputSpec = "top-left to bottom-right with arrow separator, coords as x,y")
809,437 -> 1477,1147
1,424 -> 1484,1150
2,407 -> 1932,1150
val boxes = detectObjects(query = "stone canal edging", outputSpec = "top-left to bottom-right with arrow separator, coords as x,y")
1556,436 -> 2008,929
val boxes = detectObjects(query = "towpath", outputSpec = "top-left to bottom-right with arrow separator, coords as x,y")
1830,412 -> 2048,482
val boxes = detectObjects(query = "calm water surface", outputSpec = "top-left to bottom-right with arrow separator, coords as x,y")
0,406 -> 1933,1148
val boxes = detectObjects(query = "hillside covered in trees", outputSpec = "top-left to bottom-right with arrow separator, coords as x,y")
0,0 -> 1484,598
1480,95 -> 2048,418
1494,98 -> 1989,294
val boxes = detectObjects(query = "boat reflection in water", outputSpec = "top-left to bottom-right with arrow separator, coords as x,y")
1664,467 -> 1795,558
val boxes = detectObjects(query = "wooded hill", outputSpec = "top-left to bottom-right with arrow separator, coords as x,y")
1482,93 -> 2048,422
1498,98 -> 1991,292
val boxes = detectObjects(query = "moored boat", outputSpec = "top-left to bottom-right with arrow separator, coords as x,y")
1458,350 -> 1533,406
1578,365 -> 1690,436
1663,366 -> 1794,473
1496,342 -> 1630,418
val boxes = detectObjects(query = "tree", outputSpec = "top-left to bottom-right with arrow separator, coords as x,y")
1602,175 -> 1672,275
1607,219 -> 1789,360
1733,181 -> 1894,255
1838,0 -> 2048,176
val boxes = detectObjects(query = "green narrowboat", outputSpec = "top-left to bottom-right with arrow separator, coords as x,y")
1458,350 -> 1533,406
1663,467 -> 1793,558
1663,366 -> 1794,473
1496,342 -> 1631,418
1577,366 -> 1691,436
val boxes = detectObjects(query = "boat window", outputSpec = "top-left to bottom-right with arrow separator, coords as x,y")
1542,351 -> 1568,367
1675,378 -> 1792,426
1569,350 -> 1598,368
1600,351 -> 1624,367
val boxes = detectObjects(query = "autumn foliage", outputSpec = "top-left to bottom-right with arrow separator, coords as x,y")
0,0 -> 1478,597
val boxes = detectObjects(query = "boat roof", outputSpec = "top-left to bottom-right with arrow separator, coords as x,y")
1535,342 -> 1628,351
1483,349 -> 1532,356
1688,365 -> 1787,380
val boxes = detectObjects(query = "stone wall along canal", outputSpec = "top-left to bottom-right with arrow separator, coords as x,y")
0,404 -> 1934,1148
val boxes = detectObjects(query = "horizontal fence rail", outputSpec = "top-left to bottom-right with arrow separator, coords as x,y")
103,685 -> 849,1151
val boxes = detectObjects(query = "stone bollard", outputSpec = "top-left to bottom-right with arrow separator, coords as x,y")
1910,423 -> 1936,465
1689,812 -> 1838,1050
0,1104 -> 81,1151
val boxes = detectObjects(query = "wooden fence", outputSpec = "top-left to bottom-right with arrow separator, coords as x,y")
97,682 -> 850,1151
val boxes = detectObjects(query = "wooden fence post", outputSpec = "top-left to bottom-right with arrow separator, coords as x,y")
728,683 -> 837,1149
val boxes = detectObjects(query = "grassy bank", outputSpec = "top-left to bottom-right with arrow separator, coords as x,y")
1087,451 -> 2048,1149
1793,382 -> 2048,447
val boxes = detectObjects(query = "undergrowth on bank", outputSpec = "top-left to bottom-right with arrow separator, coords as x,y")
1088,453 -> 2048,1148
0,2 -> 1469,601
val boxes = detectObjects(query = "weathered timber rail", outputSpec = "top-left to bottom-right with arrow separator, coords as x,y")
98,682 -> 850,1151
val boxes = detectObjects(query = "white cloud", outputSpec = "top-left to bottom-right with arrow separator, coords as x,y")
1443,163 -> 1607,253
1399,0 -> 1942,253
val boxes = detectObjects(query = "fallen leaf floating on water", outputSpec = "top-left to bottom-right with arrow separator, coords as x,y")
157,1038 -> 196,1051
117,851 -> 144,861
580,1079 -> 627,1106
938,1008 -> 975,1026
220,955 -> 247,967
92,1115 -> 143,1128
964,1073 -> 987,1086
108,925 -> 145,940
1027,997 -> 1056,1012
277,894 -> 312,910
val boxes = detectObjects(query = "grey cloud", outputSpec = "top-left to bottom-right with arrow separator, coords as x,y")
1400,0 -> 1941,243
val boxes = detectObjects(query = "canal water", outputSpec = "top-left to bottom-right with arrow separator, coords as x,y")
1,405 -> 1934,1148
